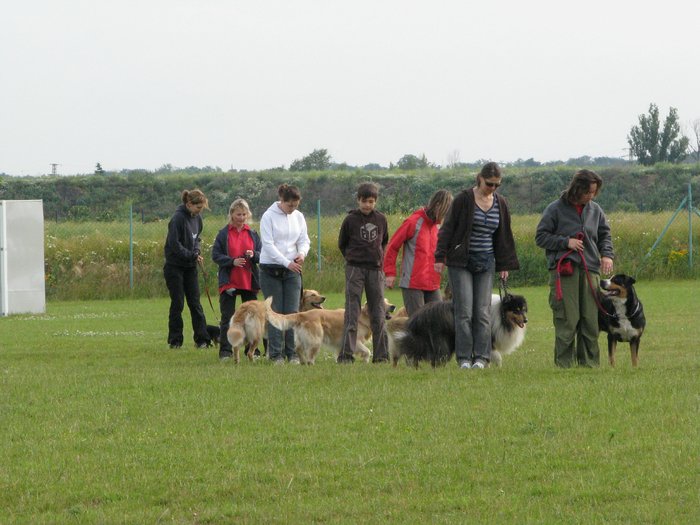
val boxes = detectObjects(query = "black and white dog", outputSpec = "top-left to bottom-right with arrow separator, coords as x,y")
390,293 -> 528,368
598,274 -> 646,367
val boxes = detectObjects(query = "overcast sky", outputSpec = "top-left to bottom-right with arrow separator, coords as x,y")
2,0 -> 699,175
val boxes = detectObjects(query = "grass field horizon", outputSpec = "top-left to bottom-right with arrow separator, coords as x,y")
1,283 -> 699,523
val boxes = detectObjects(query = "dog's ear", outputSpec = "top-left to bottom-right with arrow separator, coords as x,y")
627,276 -> 636,285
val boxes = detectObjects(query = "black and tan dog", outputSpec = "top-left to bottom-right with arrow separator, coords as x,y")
598,274 -> 646,367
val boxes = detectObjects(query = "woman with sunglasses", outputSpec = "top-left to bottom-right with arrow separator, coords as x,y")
434,162 -> 519,369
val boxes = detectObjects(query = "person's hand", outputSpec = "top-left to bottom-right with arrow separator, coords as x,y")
434,262 -> 445,274
385,276 -> 395,288
567,237 -> 584,251
287,261 -> 303,274
245,250 -> 254,258
601,257 -> 614,275
294,254 -> 305,264
234,257 -> 247,267
196,254 -> 204,264
500,271 -> 509,280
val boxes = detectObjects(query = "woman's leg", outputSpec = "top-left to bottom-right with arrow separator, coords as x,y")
163,264 -> 185,347
260,270 -> 285,361
281,271 -> 302,361
448,266 -> 474,365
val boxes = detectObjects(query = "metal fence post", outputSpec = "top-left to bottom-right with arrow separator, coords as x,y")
317,199 -> 321,272
129,204 -> 134,289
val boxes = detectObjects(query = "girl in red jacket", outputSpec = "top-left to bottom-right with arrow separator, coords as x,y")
384,189 -> 453,316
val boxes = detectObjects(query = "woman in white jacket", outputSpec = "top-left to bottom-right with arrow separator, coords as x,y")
259,184 -> 311,363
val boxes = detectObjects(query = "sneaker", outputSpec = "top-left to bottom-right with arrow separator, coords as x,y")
272,358 -> 285,365
471,360 -> 486,369
289,357 -> 301,365
219,356 -> 232,362
459,361 -> 472,369
196,342 -> 210,349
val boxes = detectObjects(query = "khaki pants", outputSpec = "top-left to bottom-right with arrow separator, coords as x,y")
548,266 -> 600,368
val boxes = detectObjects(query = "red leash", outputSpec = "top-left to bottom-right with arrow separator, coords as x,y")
555,233 -> 613,318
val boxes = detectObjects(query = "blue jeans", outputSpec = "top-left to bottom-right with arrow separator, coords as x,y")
448,262 -> 494,364
259,267 -> 302,361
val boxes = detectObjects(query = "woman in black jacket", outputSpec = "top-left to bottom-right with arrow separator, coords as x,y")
434,162 -> 519,369
212,198 -> 263,361
163,189 -> 212,349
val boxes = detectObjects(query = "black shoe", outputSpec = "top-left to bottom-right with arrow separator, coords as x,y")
169,343 -> 182,349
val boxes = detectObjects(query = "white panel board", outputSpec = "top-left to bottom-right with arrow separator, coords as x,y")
0,200 -> 46,316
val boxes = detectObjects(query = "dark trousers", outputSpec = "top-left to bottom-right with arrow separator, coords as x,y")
218,289 -> 259,359
339,265 -> 388,362
401,288 -> 442,317
164,263 -> 210,346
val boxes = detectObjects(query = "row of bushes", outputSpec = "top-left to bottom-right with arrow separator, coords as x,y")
3,164 -> 700,223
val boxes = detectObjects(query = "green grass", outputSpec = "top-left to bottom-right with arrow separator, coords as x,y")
1,284 -> 699,523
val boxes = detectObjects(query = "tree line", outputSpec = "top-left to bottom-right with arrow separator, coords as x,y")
1,164 -> 697,223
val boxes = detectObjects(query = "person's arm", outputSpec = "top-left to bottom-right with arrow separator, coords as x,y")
535,204 -> 568,251
295,212 -> 311,259
338,217 -> 349,257
260,212 -> 292,267
597,208 -> 614,274
383,218 -> 415,278
165,215 -> 197,262
211,229 -> 233,268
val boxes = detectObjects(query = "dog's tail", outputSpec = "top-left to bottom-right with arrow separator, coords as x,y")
264,296 -> 299,332
227,311 -> 246,348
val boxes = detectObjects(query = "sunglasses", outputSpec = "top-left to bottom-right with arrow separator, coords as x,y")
484,181 -> 501,188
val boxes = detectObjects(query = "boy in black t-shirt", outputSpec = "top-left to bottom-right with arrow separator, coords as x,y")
337,182 -> 389,363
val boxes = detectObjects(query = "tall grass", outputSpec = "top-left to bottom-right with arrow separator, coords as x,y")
44,211 -> 699,300
1,283 -> 698,523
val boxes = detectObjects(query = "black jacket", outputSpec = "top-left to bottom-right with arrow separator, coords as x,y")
338,209 -> 388,269
435,189 -> 519,272
212,225 -> 262,291
164,204 -> 203,268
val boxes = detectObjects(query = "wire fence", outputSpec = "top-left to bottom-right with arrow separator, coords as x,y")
43,189 -> 700,301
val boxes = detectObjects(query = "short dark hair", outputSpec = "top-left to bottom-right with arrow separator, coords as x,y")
278,184 -> 301,202
564,169 -> 602,204
357,182 -> 379,200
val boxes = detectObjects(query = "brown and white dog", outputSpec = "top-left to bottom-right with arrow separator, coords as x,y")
226,289 -> 326,363
264,297 -> 396,364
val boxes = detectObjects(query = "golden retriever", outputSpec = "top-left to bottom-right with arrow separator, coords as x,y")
226,289 -> 325,363
264,296 -> 395,364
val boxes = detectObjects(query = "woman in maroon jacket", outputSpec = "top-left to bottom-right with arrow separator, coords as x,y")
384,190 -> 453,316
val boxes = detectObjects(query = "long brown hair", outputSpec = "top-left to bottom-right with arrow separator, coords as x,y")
425,189 -> 453,223
278,184 -> 301,202
181,189 -> 209,210
564,169 -> 602,204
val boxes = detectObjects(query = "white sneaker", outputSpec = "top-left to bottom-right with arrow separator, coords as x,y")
289,357 -> 301,365
459,361 -> 472,369
472,360 -> 486,369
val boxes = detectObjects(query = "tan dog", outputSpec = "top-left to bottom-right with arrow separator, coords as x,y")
264,296 -> 395,364
226,288 -> 326,363
386,307 -> 409,366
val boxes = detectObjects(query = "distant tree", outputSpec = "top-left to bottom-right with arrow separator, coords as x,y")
396,153 -> 430,170
362,163 -> 385,171
289,149 -> 332,171
689,119 -> 700,162
511,158 -> 541,167
627,103 -> 689,165
94,163 -> 105,175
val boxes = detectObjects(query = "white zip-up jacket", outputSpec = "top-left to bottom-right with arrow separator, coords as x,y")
259,202 -> 310,267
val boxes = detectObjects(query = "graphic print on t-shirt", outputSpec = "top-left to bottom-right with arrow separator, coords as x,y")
360,223 -> 378,242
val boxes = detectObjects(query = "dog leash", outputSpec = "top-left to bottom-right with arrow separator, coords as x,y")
498,276 -> 513,325
197,259 -> 218,317
555,233 -> 614,318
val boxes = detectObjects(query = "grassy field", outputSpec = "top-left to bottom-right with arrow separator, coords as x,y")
1,283 -> 699,524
